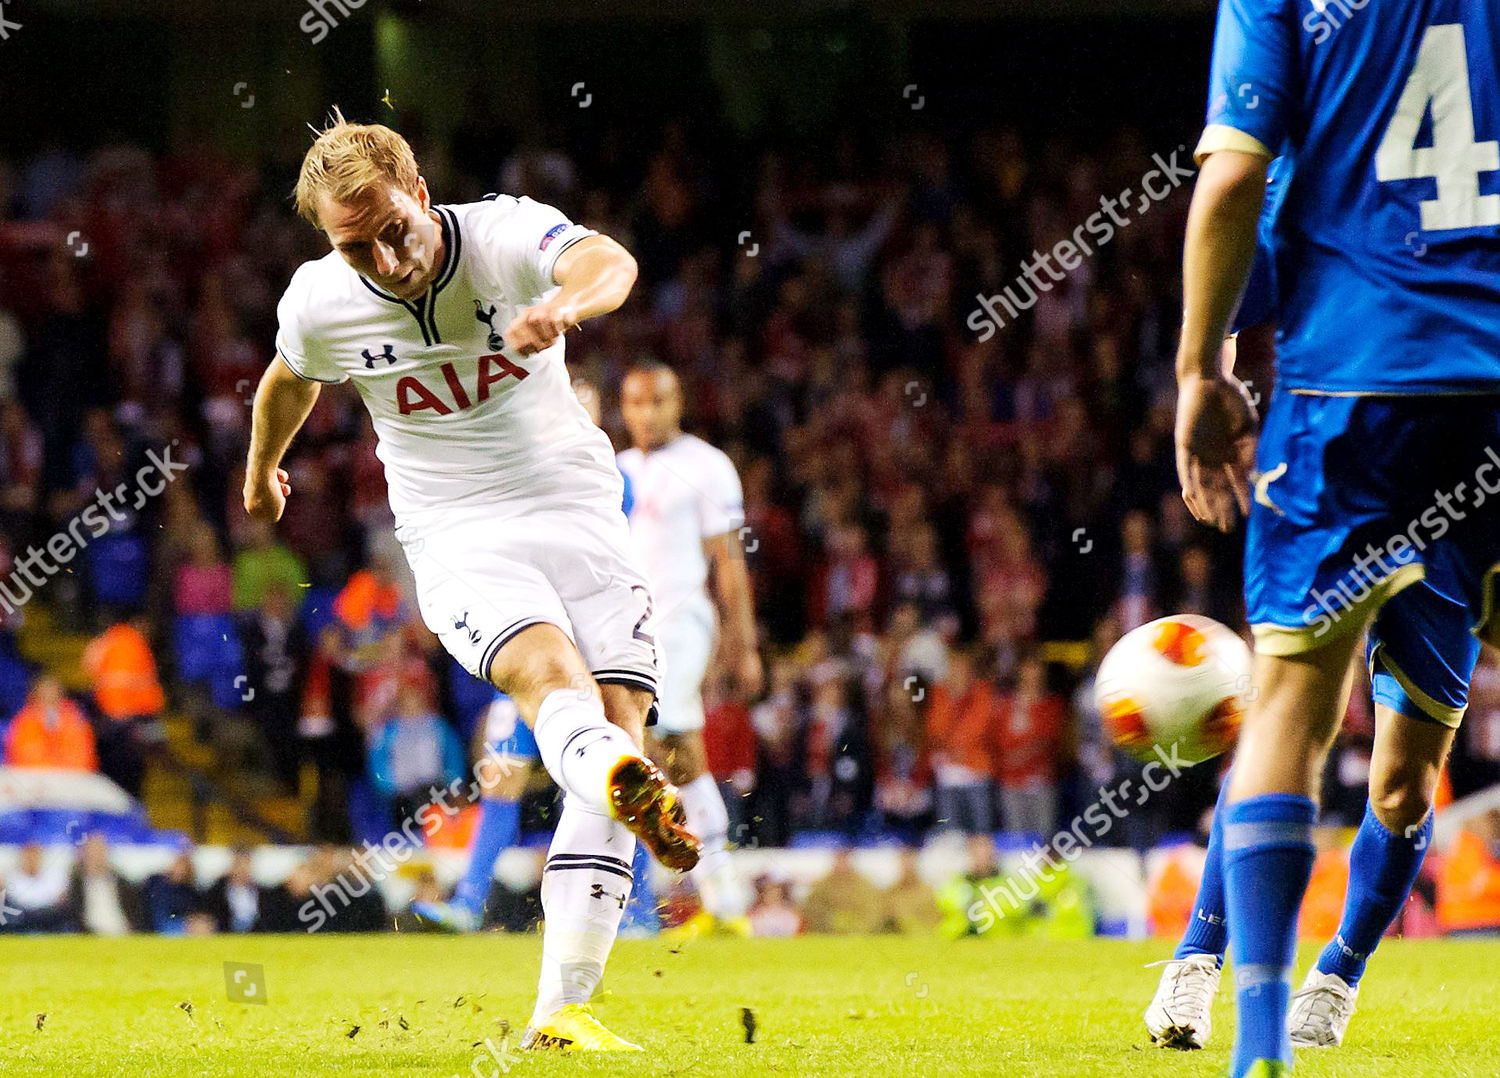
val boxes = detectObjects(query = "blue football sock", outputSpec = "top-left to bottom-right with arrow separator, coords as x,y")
620,841 -> 660,933
453,797 -> 520,914
1223,793 -> 1317,1078
1317,801 -> 1431,986
1175,775 -> 1230,963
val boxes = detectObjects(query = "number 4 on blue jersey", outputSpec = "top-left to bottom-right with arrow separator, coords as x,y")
1200,0 -> 1500,395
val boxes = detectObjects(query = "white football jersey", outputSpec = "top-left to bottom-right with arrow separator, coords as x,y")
617,434 -> 743,625
275,196 -> 622,520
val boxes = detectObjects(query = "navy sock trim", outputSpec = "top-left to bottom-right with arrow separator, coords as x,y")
544,859 -> 634,881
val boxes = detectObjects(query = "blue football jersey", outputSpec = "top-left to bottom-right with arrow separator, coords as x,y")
1202,0 -> 1500,393
1233,155 -> 1293,333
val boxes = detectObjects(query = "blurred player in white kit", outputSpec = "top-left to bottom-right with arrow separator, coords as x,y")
618,363 -> 762,934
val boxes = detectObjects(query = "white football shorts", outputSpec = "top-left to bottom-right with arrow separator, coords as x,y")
652,609 -> 715,735
395,498 -> 659,699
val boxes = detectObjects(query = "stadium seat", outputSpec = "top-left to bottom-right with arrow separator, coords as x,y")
995,831 -> 1047,851
173,614 -> 238,685
0,652 -> 32,719
174,614 -> 248,713
853,822 -> 910,848
0,807 -> 157,845
85,532 -> 150,610
298,586 -> 340,641
1095,915 -> 1134,938
346,776 -> 396,848
788,831 -> 848,849
1153,830 -> 1198,849
206,631 -> 248,712
26,809 -> 85,844
0,811 -> 34,844
449,659 -> 494,739
519,830 -> 552,849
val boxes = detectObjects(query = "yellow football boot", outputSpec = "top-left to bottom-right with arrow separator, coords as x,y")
715,914 -> 754,937
662,910 -> 755,941
520,1004 -> 643,1052
661,909 -> 717,942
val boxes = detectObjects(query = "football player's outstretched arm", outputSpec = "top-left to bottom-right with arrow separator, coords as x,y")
1174,149 -> 1267,533
244,356 -> 322,522
505,235 -> 638,356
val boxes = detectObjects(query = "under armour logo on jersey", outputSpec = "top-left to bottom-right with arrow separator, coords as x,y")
572,734 -> 608,758
362,345 -> 397,369
590,884 -> 626,909
474,301 -> 505,352
453,611 -> 481,645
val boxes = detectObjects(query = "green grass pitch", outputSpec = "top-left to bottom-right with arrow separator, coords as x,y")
0,935 -> 1495,1076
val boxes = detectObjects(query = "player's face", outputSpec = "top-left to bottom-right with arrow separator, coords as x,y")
620,370 -> 682,450
320,179 -> 440,301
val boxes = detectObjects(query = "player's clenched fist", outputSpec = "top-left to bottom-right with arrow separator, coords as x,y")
505,300 -> 577,356
244,467 -> 292,523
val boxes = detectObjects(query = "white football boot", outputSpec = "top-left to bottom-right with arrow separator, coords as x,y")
1144,954 -> 1221,1049
1287,968 -> 1358,1048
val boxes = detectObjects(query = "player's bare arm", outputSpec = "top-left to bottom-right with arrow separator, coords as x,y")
243,356 -> 322,522
706,531 -> 763,700
1174,148 -> 1268,533
505,235 -> 638,356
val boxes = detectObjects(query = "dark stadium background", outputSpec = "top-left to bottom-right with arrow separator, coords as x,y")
0,0 -> 1493,939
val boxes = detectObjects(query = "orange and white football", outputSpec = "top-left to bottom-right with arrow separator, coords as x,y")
1093,614 -> 1252,765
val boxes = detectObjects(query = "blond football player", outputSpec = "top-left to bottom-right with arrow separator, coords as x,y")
244,110 -> 699,1052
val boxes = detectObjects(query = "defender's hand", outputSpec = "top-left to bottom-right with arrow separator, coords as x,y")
504,301 -> 577,356
1175,372 -> 1257,532
244,467 -> 291,523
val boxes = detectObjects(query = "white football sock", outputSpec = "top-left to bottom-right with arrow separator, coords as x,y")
532,688 -> 639,815
679,773 -> 749,919
531,797 -> 636,1025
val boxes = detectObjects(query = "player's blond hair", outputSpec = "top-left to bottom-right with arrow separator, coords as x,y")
294,106 -> 421,229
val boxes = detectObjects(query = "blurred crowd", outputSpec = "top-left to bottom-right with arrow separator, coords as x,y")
0,838 -> 378,935
736,840 -> 1095,939
0,833 -> 1091,939
12,808 -> 1500,937
4,113 -> 1500,856
0,835 -> 496,935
